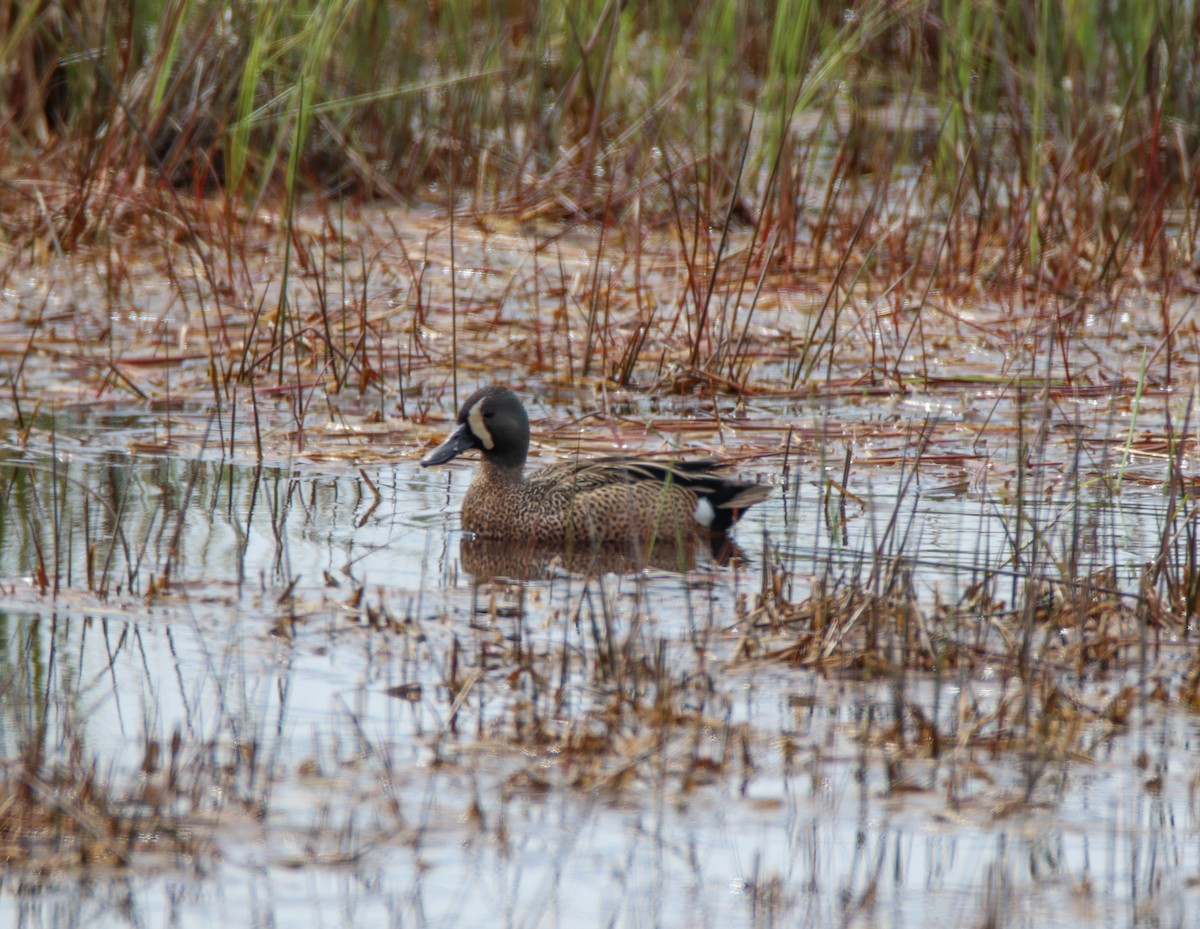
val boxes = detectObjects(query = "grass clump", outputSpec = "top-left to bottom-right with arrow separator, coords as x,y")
0,3 -> 1194,250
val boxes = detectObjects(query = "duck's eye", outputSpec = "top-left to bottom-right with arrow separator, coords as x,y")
483,410 -> 495,419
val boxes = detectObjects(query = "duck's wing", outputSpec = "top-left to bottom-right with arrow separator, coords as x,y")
529,456 -> 770,526
527,456 -> 719,491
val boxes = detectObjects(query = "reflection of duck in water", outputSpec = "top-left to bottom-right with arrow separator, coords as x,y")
421,386 -> 770,551
457,534 -> 751,582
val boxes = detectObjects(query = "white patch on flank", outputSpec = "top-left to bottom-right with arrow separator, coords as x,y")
693,497 -> 715,528
468,403 -> 494,449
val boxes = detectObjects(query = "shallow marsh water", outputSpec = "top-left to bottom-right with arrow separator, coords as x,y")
1,410 -> 1198,929
2,199 -> 1199,927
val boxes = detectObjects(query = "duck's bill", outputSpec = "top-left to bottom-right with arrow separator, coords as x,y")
420,424 -> 476,467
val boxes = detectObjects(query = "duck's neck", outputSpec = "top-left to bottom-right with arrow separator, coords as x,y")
480,459 -> 524,484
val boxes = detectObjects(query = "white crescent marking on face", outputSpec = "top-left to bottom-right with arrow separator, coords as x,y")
468,403 -> 494,450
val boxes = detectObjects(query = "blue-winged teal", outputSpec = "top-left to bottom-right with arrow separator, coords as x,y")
420,386 -> 770,545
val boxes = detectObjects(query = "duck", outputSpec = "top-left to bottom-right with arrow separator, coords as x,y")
420,386 -> 770,546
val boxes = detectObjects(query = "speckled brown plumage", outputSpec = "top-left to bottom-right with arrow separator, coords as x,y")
421,386 -> 770,546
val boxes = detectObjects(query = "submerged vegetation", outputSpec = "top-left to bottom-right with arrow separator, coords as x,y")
0,2 -> 1199,927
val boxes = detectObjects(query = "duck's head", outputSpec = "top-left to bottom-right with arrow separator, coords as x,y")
420,385 -> 531,470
